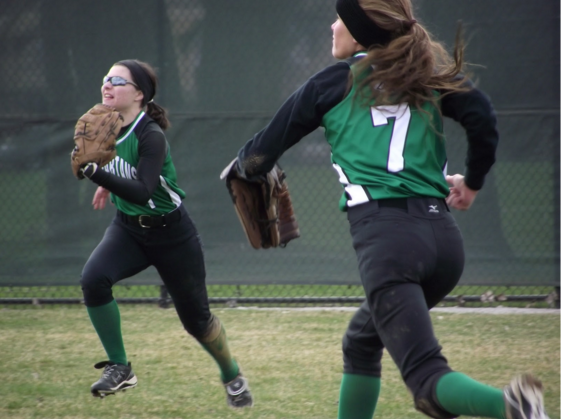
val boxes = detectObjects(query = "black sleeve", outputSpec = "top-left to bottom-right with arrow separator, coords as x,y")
440,81 -> 499,190
237,61 -> 351,178
88,128 -> 167,205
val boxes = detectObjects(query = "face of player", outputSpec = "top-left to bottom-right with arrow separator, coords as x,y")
331,16 -> 363,59
101,65 -> 144,113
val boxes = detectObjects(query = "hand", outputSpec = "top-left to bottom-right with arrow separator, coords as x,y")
80,162 -> 98,179
92,186 -> 111,210
445,174 -> 478,210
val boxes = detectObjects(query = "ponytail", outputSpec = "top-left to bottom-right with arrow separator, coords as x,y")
350,0 -> 470,111
146,101 -> 170,131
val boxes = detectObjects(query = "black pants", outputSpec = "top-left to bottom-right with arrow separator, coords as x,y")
343,197 -> 465,404
80,204 -> 212,338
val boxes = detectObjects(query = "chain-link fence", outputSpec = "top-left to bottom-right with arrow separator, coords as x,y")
0,0 -> 559,306
1,284 -> 559,309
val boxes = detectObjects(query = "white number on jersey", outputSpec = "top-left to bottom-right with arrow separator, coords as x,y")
370,104 -> 411,173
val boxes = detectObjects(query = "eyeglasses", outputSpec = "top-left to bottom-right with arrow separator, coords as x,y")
102,76 -> 138,88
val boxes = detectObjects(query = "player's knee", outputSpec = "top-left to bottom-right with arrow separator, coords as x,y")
188,313 -> 220,341
342,333 -> 383,376
198,314 -> 222,342
79,270 -> 113,307
412,374 -> 458,419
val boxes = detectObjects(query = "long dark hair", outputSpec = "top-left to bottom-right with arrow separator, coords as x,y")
116,59 -> 171,130
351,0 -> 470,111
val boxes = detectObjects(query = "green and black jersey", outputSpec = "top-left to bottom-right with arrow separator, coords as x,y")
90,111 -> 185,216
237,51 -> 498,211
322,57 -> 448,210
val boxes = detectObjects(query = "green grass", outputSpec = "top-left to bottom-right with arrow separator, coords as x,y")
0,306 -> 558,419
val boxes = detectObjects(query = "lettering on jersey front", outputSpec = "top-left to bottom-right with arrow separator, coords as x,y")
102,156 -> 137,180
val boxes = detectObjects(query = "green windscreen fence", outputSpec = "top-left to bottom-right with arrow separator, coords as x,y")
0,0 -> 559,287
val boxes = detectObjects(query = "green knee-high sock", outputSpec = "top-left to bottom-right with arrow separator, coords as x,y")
338,373 -> 381,419
436,372 -> 505,418
200,322 -> 239,383
86,300 -> 127,365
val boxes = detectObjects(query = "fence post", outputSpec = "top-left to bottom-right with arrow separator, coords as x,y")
158,285 -> 170,309
554,129 -> 560,309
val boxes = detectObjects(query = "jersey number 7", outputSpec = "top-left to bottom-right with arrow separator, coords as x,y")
370,103 -> 411,173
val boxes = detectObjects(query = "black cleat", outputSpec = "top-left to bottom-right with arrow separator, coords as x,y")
504,374 -> 550,419
224,373 -> 253,408
91,361 -> 138,398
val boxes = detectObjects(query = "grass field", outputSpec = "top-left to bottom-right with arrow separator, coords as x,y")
0,306 -> 559,419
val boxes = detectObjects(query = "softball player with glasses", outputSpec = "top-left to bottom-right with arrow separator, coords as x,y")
78,59 -> 253,408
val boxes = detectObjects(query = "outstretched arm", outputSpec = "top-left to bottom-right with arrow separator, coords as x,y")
237,62 -> 350,178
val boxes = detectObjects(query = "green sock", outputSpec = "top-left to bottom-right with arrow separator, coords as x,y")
436,372 -> 505,418
86,300 -> 127,365
338,373 -> 381,419
200,324 -> 239,383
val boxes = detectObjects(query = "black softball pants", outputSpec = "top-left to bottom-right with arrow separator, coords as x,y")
343,197 -> 465,414
80,204 -> 212,338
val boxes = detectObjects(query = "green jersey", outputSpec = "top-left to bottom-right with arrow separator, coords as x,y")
322,63 -> 449,211
103,111 -> 186,216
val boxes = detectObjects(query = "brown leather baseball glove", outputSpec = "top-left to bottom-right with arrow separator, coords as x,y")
71,104 -> 123,179
220,158 -> 300,249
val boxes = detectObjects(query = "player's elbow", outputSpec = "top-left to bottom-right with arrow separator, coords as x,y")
130,186 -> 155,206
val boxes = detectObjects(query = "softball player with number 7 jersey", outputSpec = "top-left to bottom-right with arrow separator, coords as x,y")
232,0 -> 551,418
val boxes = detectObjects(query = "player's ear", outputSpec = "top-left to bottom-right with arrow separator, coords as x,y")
135,89 -> 144,105
352,38 -> 365,50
